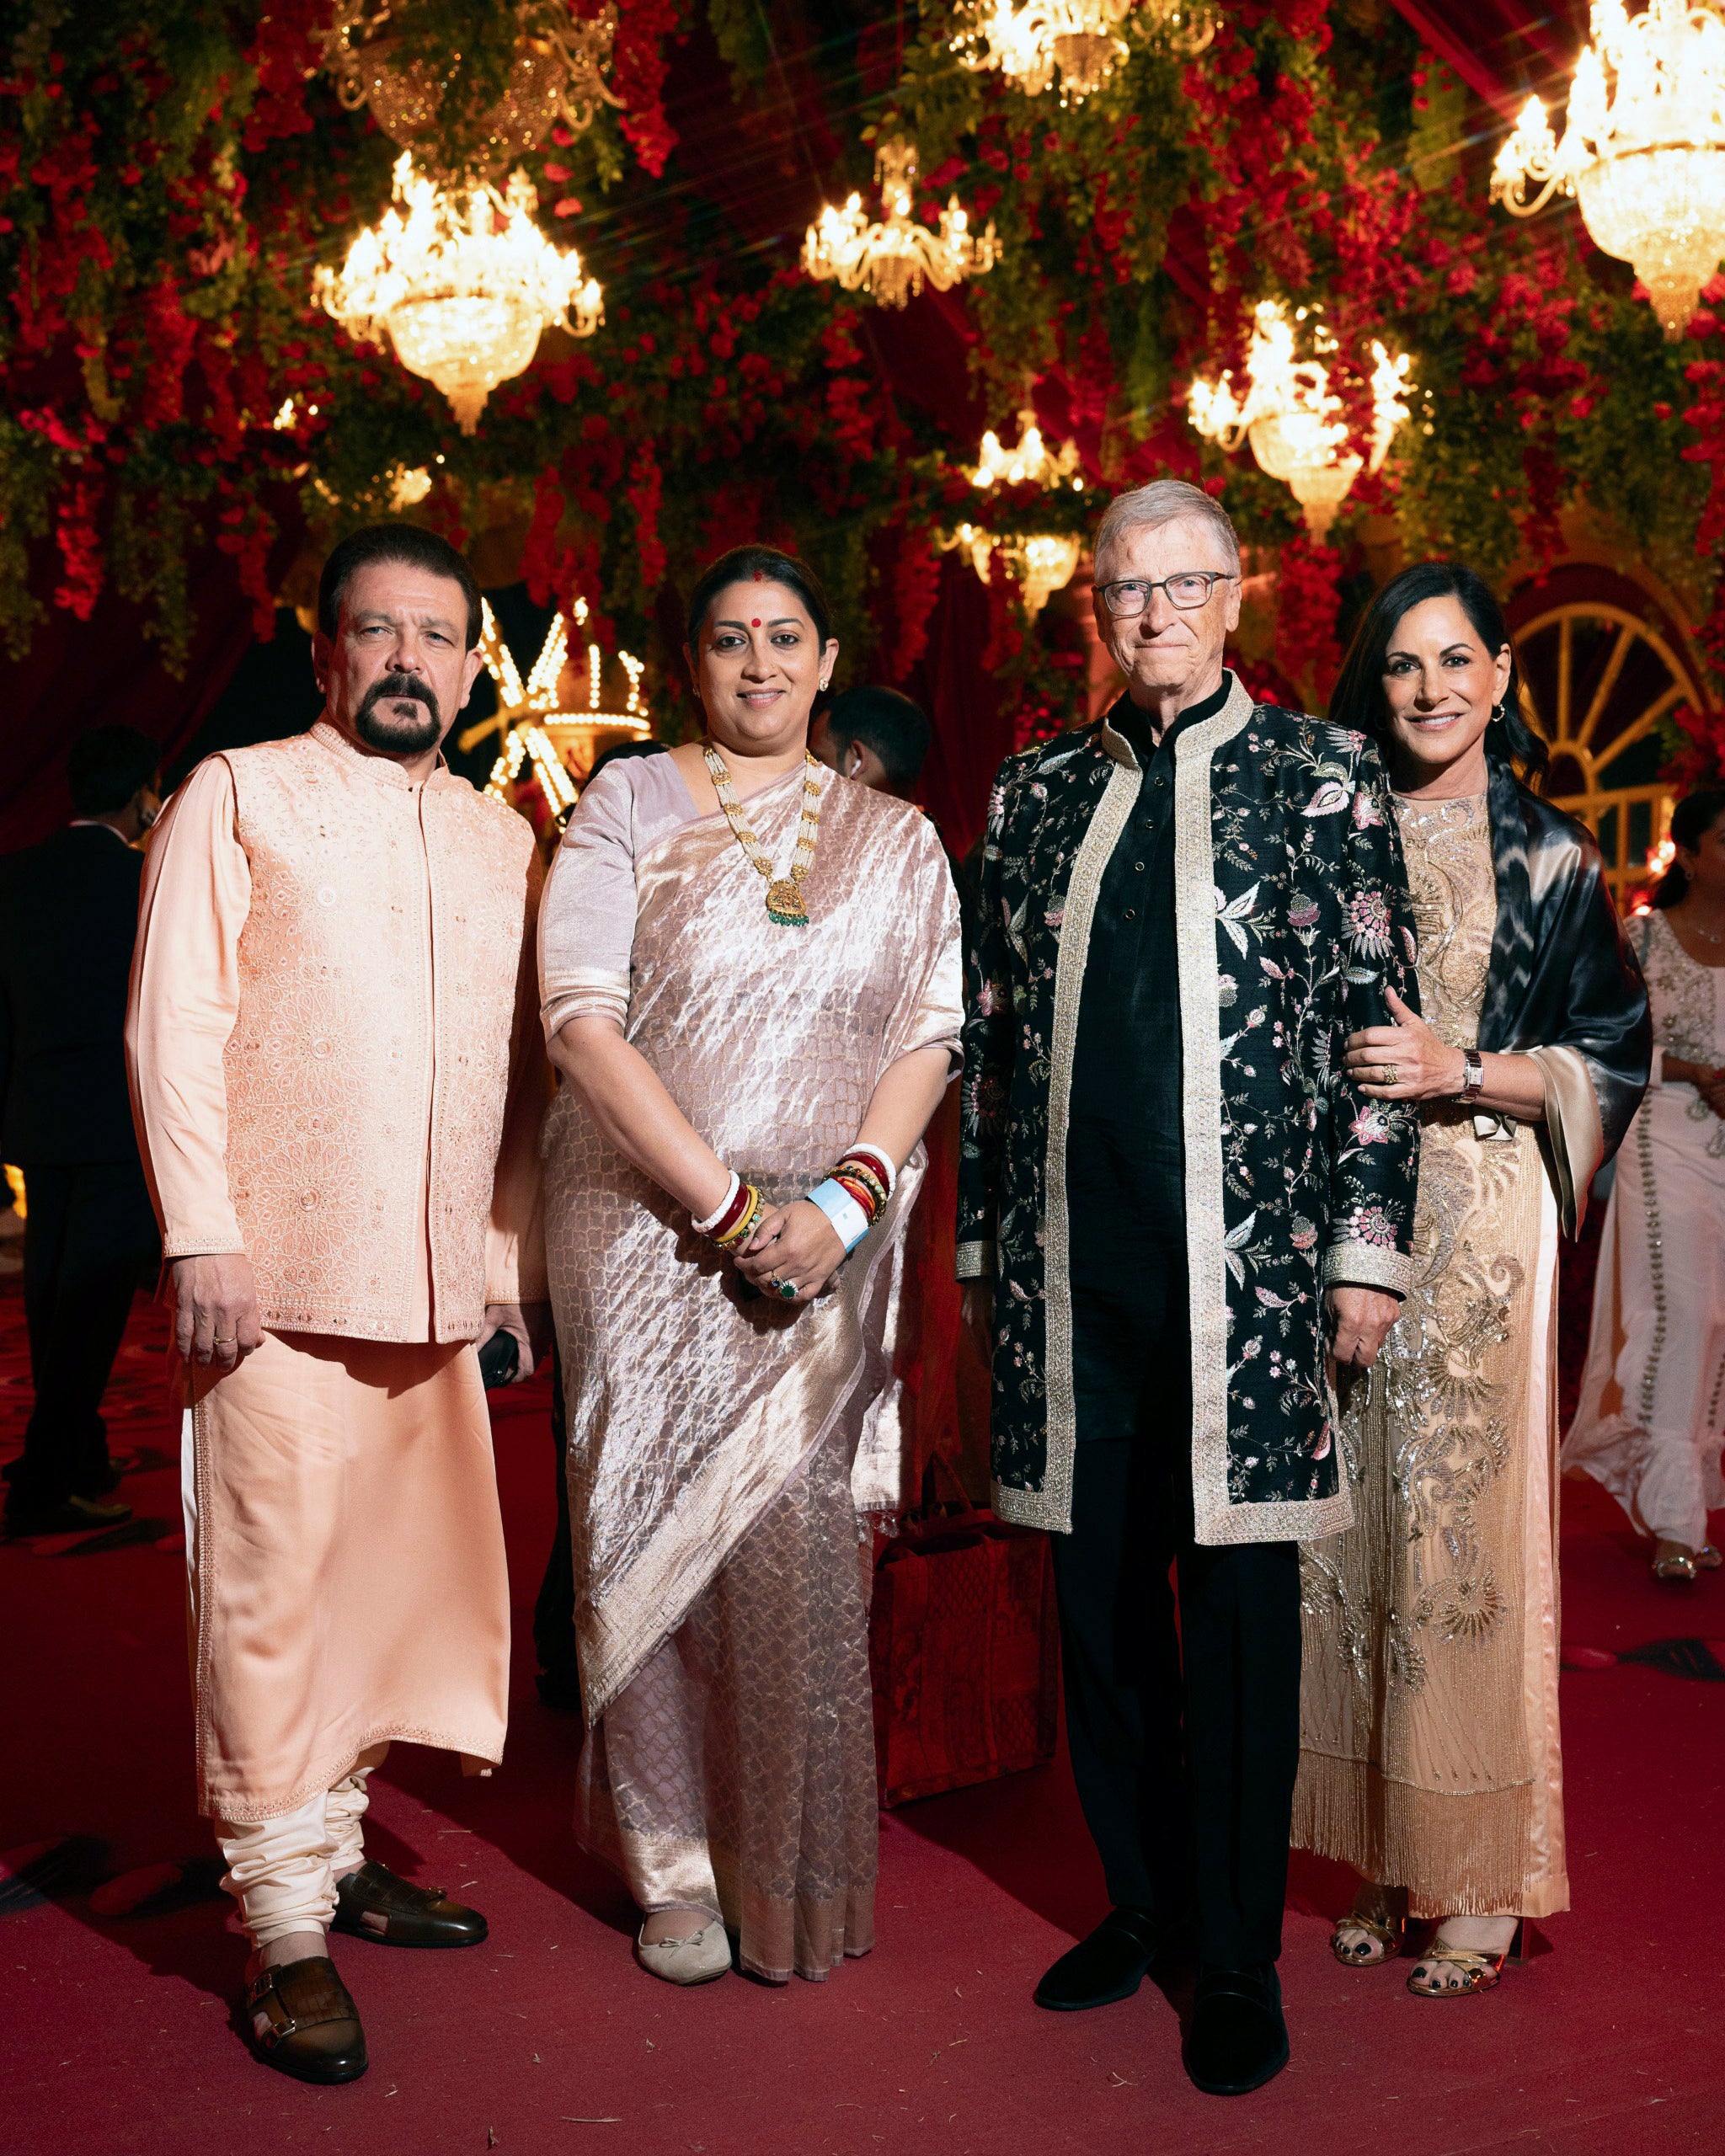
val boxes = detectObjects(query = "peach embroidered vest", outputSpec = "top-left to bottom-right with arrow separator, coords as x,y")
220,725 -> 533,1342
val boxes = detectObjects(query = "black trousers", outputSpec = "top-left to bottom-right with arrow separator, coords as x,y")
3,1160 -> 158,1508
532,1340 -> 580,1698
1054,1115 -> 1302,1969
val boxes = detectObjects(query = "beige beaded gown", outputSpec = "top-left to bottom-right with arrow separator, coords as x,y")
1294,792 -> 1568,1920
538,754 -> 963,1982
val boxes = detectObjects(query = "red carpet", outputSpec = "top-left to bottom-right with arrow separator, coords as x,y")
3,1270 -> 1723,2156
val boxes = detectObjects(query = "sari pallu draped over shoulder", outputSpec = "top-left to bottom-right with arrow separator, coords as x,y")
540,762 -> 964,1727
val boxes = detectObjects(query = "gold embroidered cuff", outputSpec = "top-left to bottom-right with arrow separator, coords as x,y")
1322,1239 -> 1413,1296
955,1238 -> 995,1281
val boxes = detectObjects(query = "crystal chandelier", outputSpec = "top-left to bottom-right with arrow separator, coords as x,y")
951,1 -> 1211,102
1489,2 -> 1725,339
972,408 -> 1084,489
323,2 -> 622,174
461,598 -> 651,819
313,154 -> 602,433
942,524 -> 1081,616
803,139 -> 1000,308
953,0 -> 1133,100
1012,532 -> 1083,616
1187,301 -> 1413,540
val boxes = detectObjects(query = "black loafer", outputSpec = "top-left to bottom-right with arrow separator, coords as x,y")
1034,1906 -> 1177,2011
3,1492 -> 133,1536
332,1859 -> 488,1947
244,1955 -> 367,2084
1183,1962 -> 1290,2095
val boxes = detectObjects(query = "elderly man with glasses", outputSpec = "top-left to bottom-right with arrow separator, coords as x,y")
958,480 -> 1419,2095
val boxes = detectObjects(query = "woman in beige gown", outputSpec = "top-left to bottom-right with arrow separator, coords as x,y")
1292,563 -> 1648,1996
538,545 -> 962,1987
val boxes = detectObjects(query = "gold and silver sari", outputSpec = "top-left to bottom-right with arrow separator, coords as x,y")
538,753 -> 962,1979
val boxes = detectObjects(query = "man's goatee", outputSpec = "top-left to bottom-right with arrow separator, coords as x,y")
355,672 -> 441,754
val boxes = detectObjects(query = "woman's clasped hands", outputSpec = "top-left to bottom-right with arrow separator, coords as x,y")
731,1199 -> 846,1305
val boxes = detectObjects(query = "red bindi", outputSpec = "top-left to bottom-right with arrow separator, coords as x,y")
750,616 -> 761,627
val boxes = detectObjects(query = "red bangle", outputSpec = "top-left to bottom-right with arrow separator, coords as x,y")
843,1145 -> 895,1196
832,1171 -> 879,1222
704,1181 -> 753,1244
834,1155 -> 889,1216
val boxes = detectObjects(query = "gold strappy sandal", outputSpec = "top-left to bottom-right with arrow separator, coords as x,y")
1331,1913 -> 1403,1967
1407,1919 -> 1522,1998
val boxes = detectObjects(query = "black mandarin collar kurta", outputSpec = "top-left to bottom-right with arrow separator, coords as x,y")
1069,670 -> 1236,1137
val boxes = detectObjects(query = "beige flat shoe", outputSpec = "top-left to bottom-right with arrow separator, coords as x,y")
634,1919 -> 732,1986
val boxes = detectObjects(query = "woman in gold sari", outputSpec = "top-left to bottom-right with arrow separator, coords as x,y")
538,546 -> 962,1987
1292,563 -> 1648,1997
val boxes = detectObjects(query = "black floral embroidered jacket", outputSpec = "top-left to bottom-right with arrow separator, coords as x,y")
958,676 -> 1422,1542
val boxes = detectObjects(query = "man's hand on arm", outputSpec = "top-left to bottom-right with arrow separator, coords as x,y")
171,1254 -> 263,1369
1324,1283 -> 1400,1385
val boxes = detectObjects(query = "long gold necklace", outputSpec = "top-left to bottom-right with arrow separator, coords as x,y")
703,744 -> 825,926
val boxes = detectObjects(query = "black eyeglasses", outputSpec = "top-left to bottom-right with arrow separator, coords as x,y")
1098,571 -> 1237,618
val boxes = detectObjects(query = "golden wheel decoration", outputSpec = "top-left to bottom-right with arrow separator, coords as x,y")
1510,580 -> 1705,907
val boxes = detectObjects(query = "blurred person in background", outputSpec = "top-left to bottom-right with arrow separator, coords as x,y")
0,723 -> 161,1536
1567,787 -> 1725,1582
809,684 -> 931,798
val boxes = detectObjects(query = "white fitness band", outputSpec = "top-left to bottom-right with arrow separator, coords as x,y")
805,1178 -> 871,1254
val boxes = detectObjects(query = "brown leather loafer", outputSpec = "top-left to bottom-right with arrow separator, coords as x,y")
244,1956 -> 366,2084
332,1859 -> 489,1947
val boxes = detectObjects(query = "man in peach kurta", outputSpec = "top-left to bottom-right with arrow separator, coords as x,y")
126,525 -> 546,2088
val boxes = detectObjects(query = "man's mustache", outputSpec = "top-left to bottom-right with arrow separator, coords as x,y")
360,671 -> 441,726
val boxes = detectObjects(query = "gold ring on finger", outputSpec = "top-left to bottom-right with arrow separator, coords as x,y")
1381,1064 -> 1398,1086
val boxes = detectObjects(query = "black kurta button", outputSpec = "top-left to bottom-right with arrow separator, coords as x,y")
1124,908 -> 1136,920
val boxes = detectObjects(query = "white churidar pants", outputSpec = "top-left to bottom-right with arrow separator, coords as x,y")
214,1747 -> 387,1948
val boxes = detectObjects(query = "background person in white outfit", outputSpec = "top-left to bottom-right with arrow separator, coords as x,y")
1567,787 -> 1725,1582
